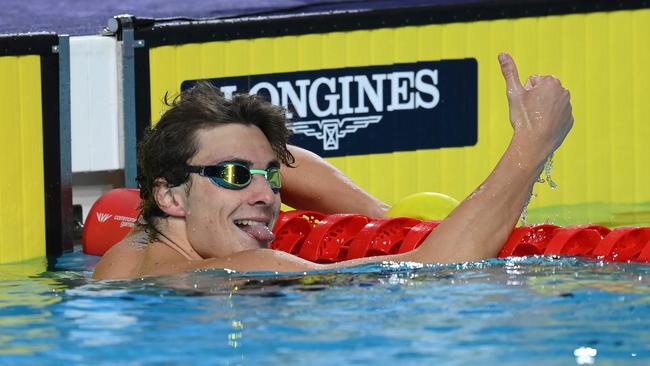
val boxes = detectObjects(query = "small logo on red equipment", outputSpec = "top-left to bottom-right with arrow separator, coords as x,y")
96,212 -> 113,223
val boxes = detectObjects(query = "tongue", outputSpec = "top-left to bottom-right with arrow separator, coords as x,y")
241,224 -> 275,243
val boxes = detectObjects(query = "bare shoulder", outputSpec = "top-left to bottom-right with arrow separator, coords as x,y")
138,248 -> 323,276
92,230 -> 148,280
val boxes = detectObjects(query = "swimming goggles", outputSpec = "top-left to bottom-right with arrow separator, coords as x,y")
185,162 -> 281,193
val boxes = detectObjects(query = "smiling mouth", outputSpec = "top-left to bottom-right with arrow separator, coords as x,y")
234,219 -> 269,227
234,219 -> 275,244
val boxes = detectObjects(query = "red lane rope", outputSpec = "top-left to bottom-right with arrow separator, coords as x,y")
271,211 -> 650,263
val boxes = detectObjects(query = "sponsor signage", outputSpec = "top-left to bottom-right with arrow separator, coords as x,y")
183,59 -> 477,157
95,212 -> 136,228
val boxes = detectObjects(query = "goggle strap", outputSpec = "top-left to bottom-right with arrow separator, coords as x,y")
184,165 -> 205,175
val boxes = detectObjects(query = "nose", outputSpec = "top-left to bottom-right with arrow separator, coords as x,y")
247,174 -> 277,206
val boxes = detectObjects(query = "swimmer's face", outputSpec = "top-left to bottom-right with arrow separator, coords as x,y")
181,124 -> 281,258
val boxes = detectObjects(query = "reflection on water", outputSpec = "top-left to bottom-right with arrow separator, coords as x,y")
0,258 -> 67,356
0,252 -> 649,365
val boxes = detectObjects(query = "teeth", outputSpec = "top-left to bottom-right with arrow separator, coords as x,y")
234,219 -> 267,227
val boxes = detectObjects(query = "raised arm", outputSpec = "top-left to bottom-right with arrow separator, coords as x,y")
184,53 -> 574,275
280,145 -> 389,217
401,52 -> 573,263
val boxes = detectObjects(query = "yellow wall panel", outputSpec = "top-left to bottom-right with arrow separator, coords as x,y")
147,8 -> 650,225
0,55 -> 46,263
633,11 -> 650,205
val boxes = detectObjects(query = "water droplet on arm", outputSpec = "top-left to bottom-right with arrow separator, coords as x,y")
522,154 -> 558,224
520,192 -> 538,225
543,153 -> 557,189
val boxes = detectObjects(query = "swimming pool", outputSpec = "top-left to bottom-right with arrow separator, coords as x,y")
1,249 -> 648,365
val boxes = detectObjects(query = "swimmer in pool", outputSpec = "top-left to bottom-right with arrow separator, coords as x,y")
93,53 -> 573,280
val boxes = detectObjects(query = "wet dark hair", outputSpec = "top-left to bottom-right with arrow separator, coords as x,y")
136,81 -> 294,236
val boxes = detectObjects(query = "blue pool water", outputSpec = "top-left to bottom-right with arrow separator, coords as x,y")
1,249 -> 649,365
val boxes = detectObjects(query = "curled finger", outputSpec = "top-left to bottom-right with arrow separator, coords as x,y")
528,75 -> 543,87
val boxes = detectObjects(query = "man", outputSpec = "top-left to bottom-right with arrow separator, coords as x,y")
93,53 -> 573,280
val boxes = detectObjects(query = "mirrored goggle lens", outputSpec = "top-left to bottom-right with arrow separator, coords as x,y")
213,164 -> 250,188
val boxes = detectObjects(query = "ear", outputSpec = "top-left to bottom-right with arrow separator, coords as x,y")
153,178 -> 188,217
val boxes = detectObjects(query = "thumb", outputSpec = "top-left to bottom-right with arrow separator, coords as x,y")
499,52 -> 524,96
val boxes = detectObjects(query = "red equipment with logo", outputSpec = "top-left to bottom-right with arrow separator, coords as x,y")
81,188 -> 142,256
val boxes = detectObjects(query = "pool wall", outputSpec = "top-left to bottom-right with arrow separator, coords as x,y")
0,34 -> 72,263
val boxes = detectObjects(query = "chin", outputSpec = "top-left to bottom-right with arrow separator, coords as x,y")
234,234 -> 264,252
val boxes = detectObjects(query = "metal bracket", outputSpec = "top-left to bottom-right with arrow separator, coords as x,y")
114,14 -> 139,188
58,34 -> 74,252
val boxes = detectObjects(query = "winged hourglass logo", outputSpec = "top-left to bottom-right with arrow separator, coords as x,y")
289,115 -> 382,150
